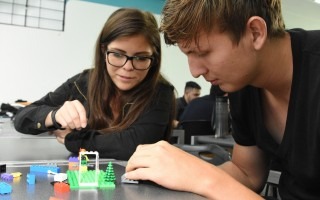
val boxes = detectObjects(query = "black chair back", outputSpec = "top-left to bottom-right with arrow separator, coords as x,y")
180,120 -> 214,144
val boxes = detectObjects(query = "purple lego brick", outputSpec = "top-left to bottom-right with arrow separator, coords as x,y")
68,157 -> 79,162
1,173 -> 13,181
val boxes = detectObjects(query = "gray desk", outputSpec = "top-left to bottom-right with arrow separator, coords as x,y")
0,121 -> 70,163
0,121 -> 206,200
191,134 -> 235,148
2,161 -> 206,200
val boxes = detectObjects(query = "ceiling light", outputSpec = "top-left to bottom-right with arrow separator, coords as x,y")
314,0 -> 320,4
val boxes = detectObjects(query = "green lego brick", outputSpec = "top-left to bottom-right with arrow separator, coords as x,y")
99,182 -> 115,189
66,170 -> 79,190
66,169 -> 115,190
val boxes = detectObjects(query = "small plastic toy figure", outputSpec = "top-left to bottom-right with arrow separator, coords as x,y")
68,157 -> 79,170
79,149 -> 89,172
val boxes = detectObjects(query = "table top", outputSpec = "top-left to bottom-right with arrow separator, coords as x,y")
0,121 -> 71,163
1,160 -> 206,200
0,121 -> 206,200
192,134 -> 235,148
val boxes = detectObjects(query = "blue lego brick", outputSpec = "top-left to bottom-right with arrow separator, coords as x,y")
30,165 -> 60,173
0,182 -> 12,195
27,174 -> 35,185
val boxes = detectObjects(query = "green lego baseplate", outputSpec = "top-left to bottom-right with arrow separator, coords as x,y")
67,170 -> 115,189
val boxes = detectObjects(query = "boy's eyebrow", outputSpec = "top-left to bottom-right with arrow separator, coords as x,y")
184,48 -> 202,55
179,45 -> 194,54
179,42 -> 205,54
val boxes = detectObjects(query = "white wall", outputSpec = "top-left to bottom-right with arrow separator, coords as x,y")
0,0 -> 210,104
1,0 -> 319,104
282,0 -> 320,30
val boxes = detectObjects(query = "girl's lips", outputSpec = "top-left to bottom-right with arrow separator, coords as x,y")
118,74 -> 134,83
119,75 -> 133,79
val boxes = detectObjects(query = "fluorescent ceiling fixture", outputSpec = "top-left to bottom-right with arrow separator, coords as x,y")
315,0 -> 320,4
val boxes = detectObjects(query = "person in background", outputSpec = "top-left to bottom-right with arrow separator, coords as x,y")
125,0 -> 320,199
14,8 -> 175,161
178,85 -> 227,144
173,81 -> 201,128
179,85 -> 226,125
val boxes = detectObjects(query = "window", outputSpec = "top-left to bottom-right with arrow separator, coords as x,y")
0,0 -> 66,31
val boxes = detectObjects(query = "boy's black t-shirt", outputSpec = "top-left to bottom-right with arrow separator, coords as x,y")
229,29 -> 320,199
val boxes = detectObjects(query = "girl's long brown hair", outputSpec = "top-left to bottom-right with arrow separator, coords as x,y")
87,8 -> 174,138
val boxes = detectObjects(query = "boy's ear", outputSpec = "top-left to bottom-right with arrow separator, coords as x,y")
246,16 -> 267,50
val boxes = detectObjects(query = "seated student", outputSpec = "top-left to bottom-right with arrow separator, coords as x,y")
14,8 -> 175,160
179,85 -> 226,124
125,0 -> 320,199
179,85 -> 229,143
173,81 -> 201,128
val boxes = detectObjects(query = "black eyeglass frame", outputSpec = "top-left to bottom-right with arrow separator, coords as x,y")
105,50 -> 153,71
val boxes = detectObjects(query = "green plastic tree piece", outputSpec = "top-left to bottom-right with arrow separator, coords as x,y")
98,162 -> 115,189
105,162 -> 116,183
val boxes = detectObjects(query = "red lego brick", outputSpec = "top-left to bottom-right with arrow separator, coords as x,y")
54,182 -> 70,193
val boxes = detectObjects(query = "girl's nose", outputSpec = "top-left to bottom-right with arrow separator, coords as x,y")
122,60 -> 134,71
